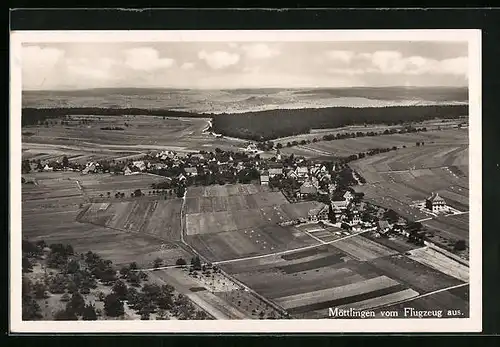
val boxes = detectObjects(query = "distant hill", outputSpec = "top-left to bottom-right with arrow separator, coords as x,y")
23,87 -> 468,113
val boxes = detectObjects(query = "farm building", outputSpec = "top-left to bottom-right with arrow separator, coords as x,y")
132,161 -> 146,171
350,209 -> 361,225
377,220 -> 391,234
296,166 -> 309,180
268,168 -> 283,178
343,191 -> 354,203
286,169 -> 298,180
297,180 -> 318,198
308,204 -> 329,222
185,167 -> 198,177
260,173 -> 270,185
177,173 -> 187,182
43,164 -> 54,172
425,192 -> 447,213
331,200 -> 349,211
245,143 -> 259,154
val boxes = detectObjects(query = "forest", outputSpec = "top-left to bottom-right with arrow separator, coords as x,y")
22,104 -> 467,141
211,104 -> 467,141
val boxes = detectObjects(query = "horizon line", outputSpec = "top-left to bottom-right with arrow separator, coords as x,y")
23,85 -> 469,92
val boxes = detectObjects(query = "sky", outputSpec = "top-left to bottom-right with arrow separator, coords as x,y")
21,41 -> 469,90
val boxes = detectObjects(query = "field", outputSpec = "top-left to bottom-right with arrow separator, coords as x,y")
280,129 -> 468,159
186,201 -> 326,236
184,184 -> 331,261
79,199 -> 183,241
406,247 -> 469,282
272,119 -> 464,147
423,213 -> 469,242
330,235 -> 399,261
367,254 -> 465,294
22,171 -> 191,267
220,235 -> 468,318
185,191 -> 289,214
187,225 -> 320,262
382,285 -> 469,318
22,115 -> 243,165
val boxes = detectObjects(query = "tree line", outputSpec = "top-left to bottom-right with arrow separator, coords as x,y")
212,105 -> 467,141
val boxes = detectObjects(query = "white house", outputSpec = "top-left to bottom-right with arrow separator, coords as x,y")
185,167 -> 198,177
426,192 -> 447,213
268,168 -> 283,178
343,191 -> 354,203
331,200 -> 349,210
43,164 -> 54,172
133,161 -> 146,171
308,204 -> 329,222
260,172 -> 270,185
296,166 -> 309,179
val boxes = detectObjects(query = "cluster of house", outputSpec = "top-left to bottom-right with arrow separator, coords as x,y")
260,162 -> 337,197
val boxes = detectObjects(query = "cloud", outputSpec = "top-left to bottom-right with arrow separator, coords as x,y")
22,45 -> 65,71
66,57 -> 117,80
123,47 -> 175,71
181,62 -> 195,70
327,68 -> 365,76
241,44 -> 280,59
198,50 -> 240,69
326,49 -> 468,77
325,50 -> 355,63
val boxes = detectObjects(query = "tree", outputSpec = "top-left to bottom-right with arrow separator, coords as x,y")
33,282 -> 48,299
82,304 -> 98,320
134,189 -> 143,197
54,308 -> 78,321
22,296 -> 42,320
67,292 -> 86,316
104,293 -> 124,317
66,259 -> 80,274
112,280 -> 128,300
175,258 -> 187,266
191,256 -> 202,271
454,240 -> 467,251
62,156 -> 69,167
383,209 -> 399,224
22,256 -> 33,273
22,159 -> 31,174
153,257 -> 163,269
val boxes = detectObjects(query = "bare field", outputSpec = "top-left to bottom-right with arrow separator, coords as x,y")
186,184 -> 268,198
423,213 -> 469,242
382,285 -> 469,318
280,129 -> 467,158
185,191 -> 288,214
331,235 -> 399,261
22,115 -> 243,164
22,171 -> 189,267
367,254 -> 465,294
186,201 -> 325,236
407,247 -> 469,282
79,199 -> 183,241
187,225 -> 319,262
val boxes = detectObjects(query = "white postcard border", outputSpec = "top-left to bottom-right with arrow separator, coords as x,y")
10,29 -> 482,333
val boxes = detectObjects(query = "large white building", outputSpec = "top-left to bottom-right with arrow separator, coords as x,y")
425,192 -> 447,213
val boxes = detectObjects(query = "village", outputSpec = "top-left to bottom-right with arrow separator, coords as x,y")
21,140 -> 462,253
